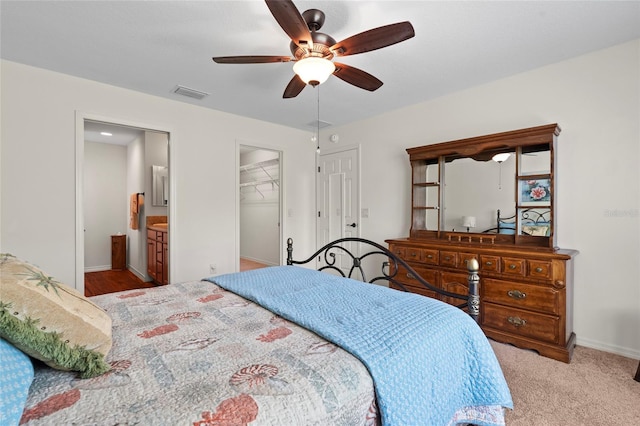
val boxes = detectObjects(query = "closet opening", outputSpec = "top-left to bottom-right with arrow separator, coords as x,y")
239,145 -> 282,271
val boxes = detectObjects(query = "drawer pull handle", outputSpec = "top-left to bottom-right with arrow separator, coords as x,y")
406,273 -> 415,280
508,316 -> 527,327
535,267 -> 543,273
410,252 -> 417,257
444,256 -> 451,261
426,254 -> 433,259
507,290 -> 527,300
485,261 -> 493,266
509,264 -> 517,270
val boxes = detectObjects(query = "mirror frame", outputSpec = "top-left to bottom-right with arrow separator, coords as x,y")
406,124 -> 560,250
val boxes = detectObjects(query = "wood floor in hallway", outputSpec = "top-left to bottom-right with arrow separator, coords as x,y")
86,260 -> 269,297
240,258 -> 269,271
85,269 -> 158,297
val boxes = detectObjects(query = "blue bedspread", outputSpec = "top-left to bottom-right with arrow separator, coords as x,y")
207,266 -> 512,425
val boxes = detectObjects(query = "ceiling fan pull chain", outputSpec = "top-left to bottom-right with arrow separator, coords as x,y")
316,85 -> 321,153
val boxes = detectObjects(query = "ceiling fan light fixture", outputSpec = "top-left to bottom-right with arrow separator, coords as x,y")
293,57 -> 335,85
492,152 -> 511,163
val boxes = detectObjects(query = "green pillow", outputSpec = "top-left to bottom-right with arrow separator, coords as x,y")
0,253 -> 112,378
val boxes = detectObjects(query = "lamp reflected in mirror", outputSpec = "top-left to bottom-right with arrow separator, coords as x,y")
461,216 -> 476,232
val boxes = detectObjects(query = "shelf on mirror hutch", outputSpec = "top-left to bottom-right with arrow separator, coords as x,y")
387,124 -> 579,363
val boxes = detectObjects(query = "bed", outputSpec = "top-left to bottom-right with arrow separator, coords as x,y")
482,208 -> 551,236
1,238 -> 512,425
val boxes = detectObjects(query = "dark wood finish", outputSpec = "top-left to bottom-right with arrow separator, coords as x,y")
111,235 -> 126,270
388,238 -> 577,363
84,269 -> 156,297
407,123 -> 560,250
395,123 -> 578,362
147,227 -> 168,285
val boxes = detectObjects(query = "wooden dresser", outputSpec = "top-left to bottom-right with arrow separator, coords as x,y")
392,124 -> 578,362
387,238 -> 577,362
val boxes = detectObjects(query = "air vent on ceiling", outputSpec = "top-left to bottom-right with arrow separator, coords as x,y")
307,120 -> 332,129
173,85 -> 209,100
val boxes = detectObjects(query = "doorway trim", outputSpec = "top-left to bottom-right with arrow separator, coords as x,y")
235,139 -> 285,271
316,143 -> 361,267
75,111 -> 174,293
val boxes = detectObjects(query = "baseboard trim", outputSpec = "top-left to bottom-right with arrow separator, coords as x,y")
576,336 -> 640,360
240,256 -> 278,266
84,265 -> 110,273
127,265 -> 152,282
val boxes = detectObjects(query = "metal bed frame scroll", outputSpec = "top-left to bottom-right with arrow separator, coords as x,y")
286,237 -> 481,323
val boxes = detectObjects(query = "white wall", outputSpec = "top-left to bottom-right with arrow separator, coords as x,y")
322,39 -> 640,358
0,60 -> 316,291
126,135 -> 145,279
83,141 -> 128,270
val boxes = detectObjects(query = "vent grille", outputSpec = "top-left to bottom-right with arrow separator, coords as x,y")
173,85 -> 209,100
307,120 -> 332,129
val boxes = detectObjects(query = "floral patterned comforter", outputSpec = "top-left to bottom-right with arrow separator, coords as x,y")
21,280 -> 377,425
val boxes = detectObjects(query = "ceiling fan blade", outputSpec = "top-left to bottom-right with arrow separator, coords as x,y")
331,22 -> 415,57
212,55 -> 292,64
265,0 -> 313,51
332,62 -> 383,92
283,74 -> 306,98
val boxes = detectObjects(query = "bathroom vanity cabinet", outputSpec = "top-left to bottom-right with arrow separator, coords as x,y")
147,226 -> 168,285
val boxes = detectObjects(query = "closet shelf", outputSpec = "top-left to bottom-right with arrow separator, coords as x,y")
240,158 -> 280,191
239,158 -> 279,172
240,178 -> 278,188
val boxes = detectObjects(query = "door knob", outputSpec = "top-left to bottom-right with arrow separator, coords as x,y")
347,223 -> 357,228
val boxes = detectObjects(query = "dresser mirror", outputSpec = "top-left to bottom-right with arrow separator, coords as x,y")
407,124 -> 559,250
442,153 -> 516,233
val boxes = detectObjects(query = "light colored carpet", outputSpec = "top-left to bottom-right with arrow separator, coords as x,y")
491,341 -> 640,425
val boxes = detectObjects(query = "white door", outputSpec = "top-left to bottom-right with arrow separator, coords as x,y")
316,147 -> 359,275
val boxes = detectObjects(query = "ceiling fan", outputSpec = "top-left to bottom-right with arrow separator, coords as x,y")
212,0 -> 415,98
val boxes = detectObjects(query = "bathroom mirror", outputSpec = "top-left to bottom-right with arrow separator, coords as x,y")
152,165 -> 168,207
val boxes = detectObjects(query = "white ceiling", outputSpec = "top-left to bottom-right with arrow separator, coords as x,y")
84,121 -> 145,145
2,1 -> 639,132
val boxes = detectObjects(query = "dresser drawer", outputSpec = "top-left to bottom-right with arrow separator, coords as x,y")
482,278 -> 560,315
479,255 -> 500,273
528,260 -> 552,279
422,249 -> 439,265
459,252 -> 478,271
391,264 -> 439,299
389,244 -> 406,259
502,257 -> 526,277
440,251 -> 458,268
389,244 -> 438,265
403,247 -> 422,262
482,303 -> 560,344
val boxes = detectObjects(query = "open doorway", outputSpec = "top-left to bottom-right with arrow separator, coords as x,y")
239,145 -> 282,271
79,117 -> 169,296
